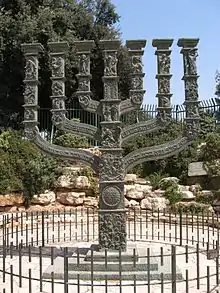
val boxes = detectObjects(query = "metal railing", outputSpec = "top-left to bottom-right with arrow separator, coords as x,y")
38,98 -> 220,144
0,208 -> 220,292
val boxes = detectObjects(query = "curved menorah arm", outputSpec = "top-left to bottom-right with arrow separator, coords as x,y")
29,128 -> 101,173
124,136 -> 192,173
62,117 -> 101,141
121,118 -> 165,143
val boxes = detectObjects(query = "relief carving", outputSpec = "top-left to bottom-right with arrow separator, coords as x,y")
132,55 -> 143,73
99,212 -> 126,251
103,104 -> 119,122
159,77 -> 170,94
52,112 -> 64,124
53,98 -> 65,110
79,54 -> 89,75
158,53 -> 170,74
78,95 -> 90,108
52,81 -> 64,96
185,49 -> 198,75
160,96 -> 171,108
187,103 -> 199,117
24,109 -> 35,121
51,56 -> 64,77
24,86 -> 35,104
99,153 -> 124,181
186,120 -> 200,138
104,81 -> 117,100
25,57 -> 37,80
101,186 -> 121,207
130,92 -> 144,105
185,80 -> 198,101
79,79 -> 90,91
131,76 -> 143,90
104,52 -> 117,76
24,127 -> 36,140
101,126 -> 121,148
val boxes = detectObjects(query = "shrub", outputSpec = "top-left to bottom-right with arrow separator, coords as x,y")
164,183 -> 182,205
149,172 -> 169,190
0,130 -> 62,204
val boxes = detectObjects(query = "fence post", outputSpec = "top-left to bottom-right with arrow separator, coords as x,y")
41,211 -> 45,247
171,245 -> 176,293
179,210 -> 183,246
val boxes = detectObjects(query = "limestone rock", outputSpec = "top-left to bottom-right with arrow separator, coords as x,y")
180,190 -> 195,200
140,197 -> 168,211
56,192 -> 85,206
74,176 -> 90,190
126,185 -> 145,200
189,184 -> 201,195
83,197 -> 98,208
129,200 -> 139,207
178,185 -> 190,192
135,178 -> 148,185
56,175 -> 74,189
0,193 -> 24,207
32,191 -> 56,205
152,189 -> 165,197
124,174 -> 137,184
125,198 -> 130,208
200,190 -> 213,197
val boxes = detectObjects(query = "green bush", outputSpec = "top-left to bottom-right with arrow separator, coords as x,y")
53,129 -> 89,148
164,183 -> 182,205
149,172 -> 169,190
0,130 -> 62,204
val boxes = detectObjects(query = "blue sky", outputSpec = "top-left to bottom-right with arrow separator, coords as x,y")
111,0 -> 220,105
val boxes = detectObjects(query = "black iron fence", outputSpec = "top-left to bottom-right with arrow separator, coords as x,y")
0,208 -> 220,292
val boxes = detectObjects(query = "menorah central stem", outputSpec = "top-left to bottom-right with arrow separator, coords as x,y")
98,40 -> 127,251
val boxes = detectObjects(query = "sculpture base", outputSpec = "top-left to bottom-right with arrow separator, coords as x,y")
43,242 -> 183,281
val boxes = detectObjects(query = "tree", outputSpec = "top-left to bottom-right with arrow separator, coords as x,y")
0,0 -> 131,128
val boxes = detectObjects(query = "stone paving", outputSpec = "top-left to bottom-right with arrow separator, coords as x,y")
0,213 -> 219,292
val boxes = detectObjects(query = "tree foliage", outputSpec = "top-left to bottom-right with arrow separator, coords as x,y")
0,0 -> 131,128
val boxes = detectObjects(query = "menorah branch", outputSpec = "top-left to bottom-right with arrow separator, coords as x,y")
124,136 -> 192,173
121,119 -> 164,143
34,131 -> 101,173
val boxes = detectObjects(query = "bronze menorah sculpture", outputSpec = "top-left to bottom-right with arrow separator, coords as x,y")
21,38 -> 200,251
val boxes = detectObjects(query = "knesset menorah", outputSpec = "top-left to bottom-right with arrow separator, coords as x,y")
21,38 -> 200,251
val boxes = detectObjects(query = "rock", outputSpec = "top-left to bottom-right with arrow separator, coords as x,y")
152,189 -> 165,197
56,192 -> 85,206
56,175 -> 90,190
124,174 -> 137,184
178,185 -> 190,192
159,177 -> 179,190
189,184 -> 201,195
129,200 -> 139,207
0,193 -> 24,207
180,190 -> 195,200
56,175 -> 74,189
140,197 -> 168,211
135,178 -> 148,185
126,185 -> 145,200
32,191 -> 56,205
63,166 -> 82,175
200,190 -> 214,197
83,197 -> 98,208
125,198 -> 130,208
74,176 -> 90,190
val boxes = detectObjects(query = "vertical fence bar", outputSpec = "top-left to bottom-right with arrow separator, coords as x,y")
171,245 -> 176,293
216,241 -> 219,287
196,243 -> 200,289
91,247 -> 94,293
119,249 -> 122,293
147,248 -> 150,293
39,246 -> 43,292
105,249 -> 108,293
41,212 -> 45,247
29,268 -> 32,293
10,265 -> 13,293
64,247 -> 68,293
133,248 -> 136,293
19,243 -> 22,288
179,210 -> 183,246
